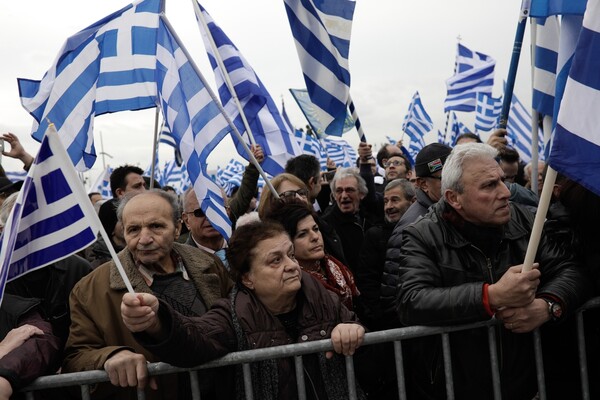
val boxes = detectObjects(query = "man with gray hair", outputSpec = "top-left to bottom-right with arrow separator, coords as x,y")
395,143 -> 588,399
322,167 -> 372,274
63,190 -> 232,400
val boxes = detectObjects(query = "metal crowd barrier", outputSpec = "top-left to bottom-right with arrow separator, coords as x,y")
21,297 -> 600,400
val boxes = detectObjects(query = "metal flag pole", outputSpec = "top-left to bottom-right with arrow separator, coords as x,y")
498,1 -> 530,128
190,0 -> 257,148
444,35 -> 461,139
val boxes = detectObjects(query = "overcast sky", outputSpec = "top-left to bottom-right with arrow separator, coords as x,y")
0,0 -> 531,185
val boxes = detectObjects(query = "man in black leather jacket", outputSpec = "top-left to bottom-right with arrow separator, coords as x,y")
396,143 -> 589,400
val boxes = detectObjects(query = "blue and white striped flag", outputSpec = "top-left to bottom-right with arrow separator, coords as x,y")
507,92 -> 544,164
293,129 -> 327,169
162,160 -> 190,194
3,171 -> 28,183
156,16 -> 232,240
403,92 -> 433,158
281,99 -> 295,133
196,3 -> 301,176
532,16 -> 560,117
322,137 -> 356,168
18,0 -> 162,171
0,126 -> 100,305
89,166 -> 113,199
284,0 -> 356,136
530,0 -> 587,16
143,154 -> 164,187
216,159 -> 246,188
449,112 -> 472,146
549,0 -> 600,195
289,88 -> 355,138
444,44 -> 496,112
475,93 -> 502,131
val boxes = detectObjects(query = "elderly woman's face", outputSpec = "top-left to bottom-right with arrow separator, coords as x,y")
242,233 -> 302,306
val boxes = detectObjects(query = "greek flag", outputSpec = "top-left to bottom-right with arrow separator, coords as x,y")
530,0 -> 587,16
143,154 -> 164,187
162,160 -> 190,194
216,159 -> 246,188
0,126 -> 100,305
18,0 -> 163,171
196,3 -> 301,176
293,129 -> 327,169
444,43 -> 496,112
281,99 -> 295,133
89,166 -> 113,199
322,137 -> 356,168
475,93 -> 502,131
284,0 -> 356,136
156,16 -> 232,240
449,112 -> 472,146
532,16 -> 560,117
403,92 -> 433,158
507,92 -> 544,164
289,88 -> 354,138
549,0 -> 600,195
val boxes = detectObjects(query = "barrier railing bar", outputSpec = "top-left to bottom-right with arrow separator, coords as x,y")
294,355 -> 307,400
345,355 -> 358,400
393,340 -> 407,400
533,329 -> 547,400
487,326 -> 502,400
136,387 -> 146,400
81,384 -> 90,400
189,370 -> 201,400
20,297 -> 600,397
242,363 -> 253,400
441,333 -> 455,400
577,311 -> 590,400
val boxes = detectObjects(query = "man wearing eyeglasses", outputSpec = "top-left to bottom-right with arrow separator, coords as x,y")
182,187 -> 229,268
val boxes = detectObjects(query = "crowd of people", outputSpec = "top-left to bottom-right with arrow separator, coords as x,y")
0,128 -> 599,399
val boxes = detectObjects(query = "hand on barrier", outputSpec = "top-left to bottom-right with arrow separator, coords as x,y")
497,298 -> 551,333
327,323 -> 365,359
103,350 -> 157,390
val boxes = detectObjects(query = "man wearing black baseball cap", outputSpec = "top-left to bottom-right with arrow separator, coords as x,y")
380,143 -> 452,328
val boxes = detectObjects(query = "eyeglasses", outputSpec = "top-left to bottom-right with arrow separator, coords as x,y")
184,208 -> 206,218
384,160 -> 404,168
279,188 -> 309,199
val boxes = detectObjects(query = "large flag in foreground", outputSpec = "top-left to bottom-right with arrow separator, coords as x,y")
18,0 -> 162,170
403,92 -> 433,159
289,88 -> 355,137
284,0 -> 356,136
196,3 -> 301,176
156,16 -> 232,239
444,43 -> 496,112
549,0 -> 600,195
0,126 -> 100,305
530,0 -> 587,16
19,0 -> 234,240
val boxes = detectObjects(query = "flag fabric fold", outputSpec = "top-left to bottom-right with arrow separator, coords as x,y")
322,137 -> 356,168
156,16 -> 232,239
0,126 -> 101,305
195,3 -> 301,176
18,0 -> 163,170
549,0 -> 600,195
449,112 -> 471,145
89,166 -> 113,199
444,43 -> 496,112
532,16 -> 560,117
530,0 -> 588,17
289,88 -> 354,138
507,92 -> 544,163
159,125 -> 184,166
283,0 -> 356,136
